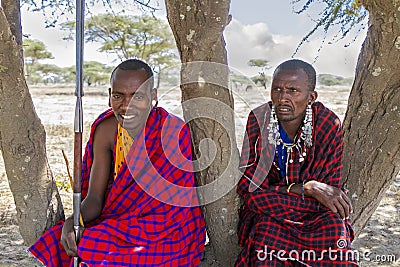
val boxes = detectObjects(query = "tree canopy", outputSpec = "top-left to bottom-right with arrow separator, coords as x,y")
23,38 -> 53,82
61,13 -> 178,86
248,59 -> 270,89
292,0 -> 367,53
21,0 -> 158,27
21,36 -> 112,85
23,38 -> 53,65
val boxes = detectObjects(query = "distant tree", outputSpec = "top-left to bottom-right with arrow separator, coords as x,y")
152,53 -> 178,88
318,74 -> 343,86
63,61 -> 112,86
23,38 -> 53,83
83,61 -> 113,86
248,59 -> 269,68
156,63 -> 180,86
247,59 -> 270,89
62,14 -> 178,87
30,63 -> 63,84
59,65 -> 76,84
317,74 -> 353,86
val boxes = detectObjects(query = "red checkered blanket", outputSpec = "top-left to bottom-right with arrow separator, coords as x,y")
29,107 -> 205,266
235,102 -> 357,267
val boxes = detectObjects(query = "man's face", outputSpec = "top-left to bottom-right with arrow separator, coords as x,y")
109,69 -> 157,134
270,68 -> 316,125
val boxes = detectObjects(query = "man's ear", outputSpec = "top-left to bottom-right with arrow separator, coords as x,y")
309,91 -> 318,104
151,88 -> 158,105
108,88 -> 111,107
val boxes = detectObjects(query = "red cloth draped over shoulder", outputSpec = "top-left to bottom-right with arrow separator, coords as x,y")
235,102 -> 357,267
29,107 -> 206,267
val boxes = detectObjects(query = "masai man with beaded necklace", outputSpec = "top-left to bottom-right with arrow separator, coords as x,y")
235,59 -> 358,266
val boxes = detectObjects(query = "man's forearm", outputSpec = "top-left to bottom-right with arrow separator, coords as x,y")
80,196 -> 103,224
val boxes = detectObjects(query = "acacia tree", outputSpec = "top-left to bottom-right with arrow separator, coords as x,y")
29,63 -> 63,84
63,61 -> 112,86
62,14 -> 178,87
248,59 -> 270,89
0,0 -> 64,245
23,38 -> 53,82
165,1 -> 241,266
342,0 -> 400,235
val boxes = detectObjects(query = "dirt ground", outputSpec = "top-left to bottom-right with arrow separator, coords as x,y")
0,84 -> 399,266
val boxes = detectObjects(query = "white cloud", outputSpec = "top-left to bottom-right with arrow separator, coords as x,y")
225,18 -> 366,78
22,8 -> 122,68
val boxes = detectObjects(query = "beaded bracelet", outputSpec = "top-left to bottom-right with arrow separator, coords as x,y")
287,183 -> 295,193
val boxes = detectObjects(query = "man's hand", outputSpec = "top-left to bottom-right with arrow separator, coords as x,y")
304,181 -> 353,220
61,216 -> 83,256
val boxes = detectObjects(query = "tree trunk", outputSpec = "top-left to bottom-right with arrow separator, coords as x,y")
0,7 -> 64,246
342,0 -> 400,236
156,65 -> 161,89
165,1 -> 241,266
1,0 -> 22,46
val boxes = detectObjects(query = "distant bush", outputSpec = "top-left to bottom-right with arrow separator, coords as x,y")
317,74 -> 353,86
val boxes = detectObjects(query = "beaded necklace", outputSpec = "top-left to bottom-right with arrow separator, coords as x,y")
276,124 -> 307,185
268,104 -> 313,185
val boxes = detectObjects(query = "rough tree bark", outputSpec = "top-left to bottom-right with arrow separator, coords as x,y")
2,0 -> 22,46
343,0 -> 400,236
0,4 -> 64,245
165,0 -> 241,266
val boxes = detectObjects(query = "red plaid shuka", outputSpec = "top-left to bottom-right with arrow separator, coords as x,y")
235,102 -> 357,267
29,107 -> 206,266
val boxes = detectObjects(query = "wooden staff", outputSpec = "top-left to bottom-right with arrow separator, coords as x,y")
73,0 -> 85,266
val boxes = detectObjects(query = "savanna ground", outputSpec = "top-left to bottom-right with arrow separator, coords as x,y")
0,83 -> 399,266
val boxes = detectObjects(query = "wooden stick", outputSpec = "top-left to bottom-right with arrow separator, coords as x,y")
62,149 -> 74,188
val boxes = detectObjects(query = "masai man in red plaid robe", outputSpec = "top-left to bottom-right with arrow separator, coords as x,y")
235,59 -> 358,267
29,59 -> 206,266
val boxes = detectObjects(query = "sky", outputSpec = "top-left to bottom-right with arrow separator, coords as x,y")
20,0 -> 368,78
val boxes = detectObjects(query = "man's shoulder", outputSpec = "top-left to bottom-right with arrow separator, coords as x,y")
92,109 -> 115,127
94,116 -> 118,144
313,102 -> 342,129
97,115 -> 117,129
156,107 -> 188,128
314,102 -> 340,119
252,102 -> 270,114
248,103 -> 270,120
89,109 -> 117,141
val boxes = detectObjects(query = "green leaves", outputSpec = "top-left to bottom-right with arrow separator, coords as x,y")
248,59 -> 270,68
292,0 -> 368,54
61,13 -> 178,75
23,38 -> 54,82
23,39 -> 53,62
21,38 -> 112,84
21,0 -> 158,28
